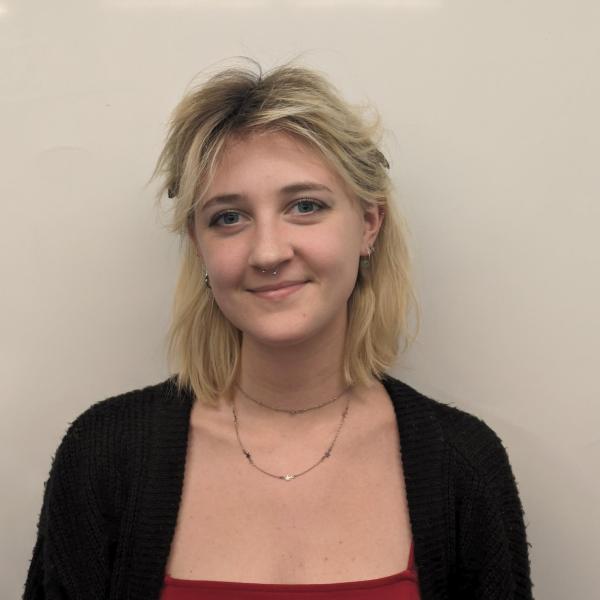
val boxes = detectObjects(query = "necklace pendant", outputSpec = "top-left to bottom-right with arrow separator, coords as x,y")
283,474 -> 295,481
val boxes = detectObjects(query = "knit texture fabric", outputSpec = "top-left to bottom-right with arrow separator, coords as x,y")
24,374 -> 533,599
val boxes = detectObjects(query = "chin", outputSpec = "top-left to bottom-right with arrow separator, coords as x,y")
241,313 -> 342,350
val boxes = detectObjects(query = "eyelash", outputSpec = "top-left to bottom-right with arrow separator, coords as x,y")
208,198 -> 327,228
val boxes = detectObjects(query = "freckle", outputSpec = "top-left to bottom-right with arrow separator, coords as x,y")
324,556 -> 329,562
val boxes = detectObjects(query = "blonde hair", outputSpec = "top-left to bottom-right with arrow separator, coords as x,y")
153,58 -> 418,405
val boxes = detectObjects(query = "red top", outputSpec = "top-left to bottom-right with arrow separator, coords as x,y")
161,543 -> 419,600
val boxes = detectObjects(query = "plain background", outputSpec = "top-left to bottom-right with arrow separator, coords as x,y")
2,1 -> 599,598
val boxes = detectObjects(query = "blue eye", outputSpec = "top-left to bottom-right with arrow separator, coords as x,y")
210,211 -> 241,227
292,199 -> 324,214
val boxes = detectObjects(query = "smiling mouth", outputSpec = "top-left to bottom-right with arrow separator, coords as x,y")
250,282 -> 308,300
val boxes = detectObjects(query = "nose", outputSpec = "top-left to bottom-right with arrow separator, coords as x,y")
247,219 -> 294,273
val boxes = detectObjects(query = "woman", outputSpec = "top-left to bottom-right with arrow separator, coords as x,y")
24,61 -> 533,599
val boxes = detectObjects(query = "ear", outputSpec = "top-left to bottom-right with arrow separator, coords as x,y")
361,204 -> 385,254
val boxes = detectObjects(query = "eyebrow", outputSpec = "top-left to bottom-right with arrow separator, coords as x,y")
200,181 -> 334,212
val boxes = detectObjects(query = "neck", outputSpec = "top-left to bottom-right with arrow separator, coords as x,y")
237,325 -> 348,413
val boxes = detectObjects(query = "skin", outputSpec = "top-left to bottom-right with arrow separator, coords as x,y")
168,131 -> 413,583
189,130 -> 384,413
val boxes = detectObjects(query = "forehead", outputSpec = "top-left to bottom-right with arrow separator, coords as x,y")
207,130 -> 347,194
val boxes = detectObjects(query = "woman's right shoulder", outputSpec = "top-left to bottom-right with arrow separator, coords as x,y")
69,376 -> 178,426
52,376 -> 189,474
42,376 -> 192,511
25,377 -> 191,598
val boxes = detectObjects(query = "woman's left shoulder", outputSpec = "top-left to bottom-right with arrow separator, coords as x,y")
430,394 -> 509,470
381,374 -> 512,476
380,374 -> 533,597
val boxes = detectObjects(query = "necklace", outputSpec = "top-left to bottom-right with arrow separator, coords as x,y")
232,392 -> 351,481
236,384 -> 351,415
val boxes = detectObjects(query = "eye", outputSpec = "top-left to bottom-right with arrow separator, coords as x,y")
209,210 -> 242,227
290,198 -> 325,215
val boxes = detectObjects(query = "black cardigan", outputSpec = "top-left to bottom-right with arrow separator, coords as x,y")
24,374 -> 533,599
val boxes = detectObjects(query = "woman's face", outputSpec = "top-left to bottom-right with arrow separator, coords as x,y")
190,130 -> 383,349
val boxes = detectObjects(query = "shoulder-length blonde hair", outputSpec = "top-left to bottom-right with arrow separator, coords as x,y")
153,58 -> 418,405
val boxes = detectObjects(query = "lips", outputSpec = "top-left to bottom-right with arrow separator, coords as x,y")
250,280 -> 307,293
250,281 -> 308,300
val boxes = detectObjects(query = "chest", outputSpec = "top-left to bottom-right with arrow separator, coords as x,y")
166,401 -> 413,584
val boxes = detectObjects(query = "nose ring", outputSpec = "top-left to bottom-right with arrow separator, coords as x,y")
260,269 -> 278,276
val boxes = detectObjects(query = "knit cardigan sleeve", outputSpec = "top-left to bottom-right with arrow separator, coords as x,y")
23,401 -> 122,600
442,408 -> 533,599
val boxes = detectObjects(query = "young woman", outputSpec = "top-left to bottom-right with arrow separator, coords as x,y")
24,61 -> 533,599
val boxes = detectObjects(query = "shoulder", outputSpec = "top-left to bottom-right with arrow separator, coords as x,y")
72,376 -> 180,419
381,375 -> 532,596
48,377 -> 192,491
62,376 -> 186,441
381,374 -> 512,481
38,376 -> 194,529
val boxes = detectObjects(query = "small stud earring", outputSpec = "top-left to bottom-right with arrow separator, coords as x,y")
204,271 -> 211,289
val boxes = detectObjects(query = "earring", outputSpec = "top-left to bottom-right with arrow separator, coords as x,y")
204,271 -> 211,289
360,245 -> 375,268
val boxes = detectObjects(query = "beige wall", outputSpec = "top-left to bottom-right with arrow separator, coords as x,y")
2,1 -> 598,597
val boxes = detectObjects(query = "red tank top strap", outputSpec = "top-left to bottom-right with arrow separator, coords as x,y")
408,539 -> 416,571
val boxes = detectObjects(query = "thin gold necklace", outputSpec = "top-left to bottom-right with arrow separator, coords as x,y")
232,392 -> 351,481
236,383 -> 351,415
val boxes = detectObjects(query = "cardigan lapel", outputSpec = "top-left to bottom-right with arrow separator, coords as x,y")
126,378 -> 194,600
381,375 -> 449,600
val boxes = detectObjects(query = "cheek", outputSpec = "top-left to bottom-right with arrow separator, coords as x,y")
201,248 -> 248,318
316,217 -> 362,265
202,242 -> 246,284
311,233 -> 361,289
